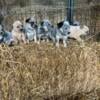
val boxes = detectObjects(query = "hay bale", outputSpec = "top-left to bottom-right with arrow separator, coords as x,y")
0,42 -> 100,100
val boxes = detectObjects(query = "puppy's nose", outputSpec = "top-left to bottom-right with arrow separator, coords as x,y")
20,29 -> 24,32
31,22 -> 35,26
68,32 -> 70,34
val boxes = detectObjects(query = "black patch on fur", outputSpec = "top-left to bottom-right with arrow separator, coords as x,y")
57,21 -> 64,29
30,22 -> 35,26
26,18 -> 31,23
41,21 -> 44,26
51,25 -> 54,28
68,37 -> 76,40
73,21 -> 80,26
73,23 -> 79,26
68,32 -> 70,34
35,24 -> 38,28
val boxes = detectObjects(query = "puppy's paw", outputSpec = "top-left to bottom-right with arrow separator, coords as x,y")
26,40 -> 29,44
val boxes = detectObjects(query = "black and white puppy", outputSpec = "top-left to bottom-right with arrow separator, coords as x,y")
37,19 -> 54,44
24,17 -> 37,42
55,20 -> 70,47
0,24 -> 14,45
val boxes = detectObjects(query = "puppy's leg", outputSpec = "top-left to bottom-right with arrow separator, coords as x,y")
81,39 -> 85,47
37,35 -> 41,44
13,36 -> 19,45
52,37 -> 56,46
33,30 -> 37,43
63,38 -> 67,48
46,38 -> 49,43
26,39 -> 29,44
21,34 -> 27,44
77,37 -> 85,47
56,36 -> 60,47
34,35 -> 37,43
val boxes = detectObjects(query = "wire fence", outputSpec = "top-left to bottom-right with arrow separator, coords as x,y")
2,0 -> 100,38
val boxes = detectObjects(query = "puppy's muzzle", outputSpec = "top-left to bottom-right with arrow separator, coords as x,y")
43,26 -> 48,32
30,22 -> 35,27
68,32 -> 70,34
20,28 -> 24,32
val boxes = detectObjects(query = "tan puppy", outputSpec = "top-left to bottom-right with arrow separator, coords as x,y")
12,21 -> 27,44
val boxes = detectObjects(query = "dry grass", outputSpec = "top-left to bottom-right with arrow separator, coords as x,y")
0,42 -> 100,100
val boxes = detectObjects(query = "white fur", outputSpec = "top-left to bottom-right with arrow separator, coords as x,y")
24,23 -> 37,42
24,17 -> 37,43
12,21 -> 27,44
69,25 -> 89,42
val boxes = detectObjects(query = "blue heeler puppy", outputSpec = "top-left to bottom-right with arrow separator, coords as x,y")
24,17 -> 37,43
55,20 -> 70,47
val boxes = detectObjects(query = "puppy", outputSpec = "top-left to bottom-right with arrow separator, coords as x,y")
0,24 -> 14,46
24,17 -> 37,42
37,19 -> 54,44
55,21 -> 70,47
69,25 -> 89,44
12,21 -> 27,44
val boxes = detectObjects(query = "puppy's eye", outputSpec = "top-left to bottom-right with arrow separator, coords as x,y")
31,22 -> 34,24
48,23 -> 51,26
17,26 -> 20,28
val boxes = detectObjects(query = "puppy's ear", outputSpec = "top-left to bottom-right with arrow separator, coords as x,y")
57,21 -> 63,29
26,18 -> 30,23
40,21 -> 44,26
